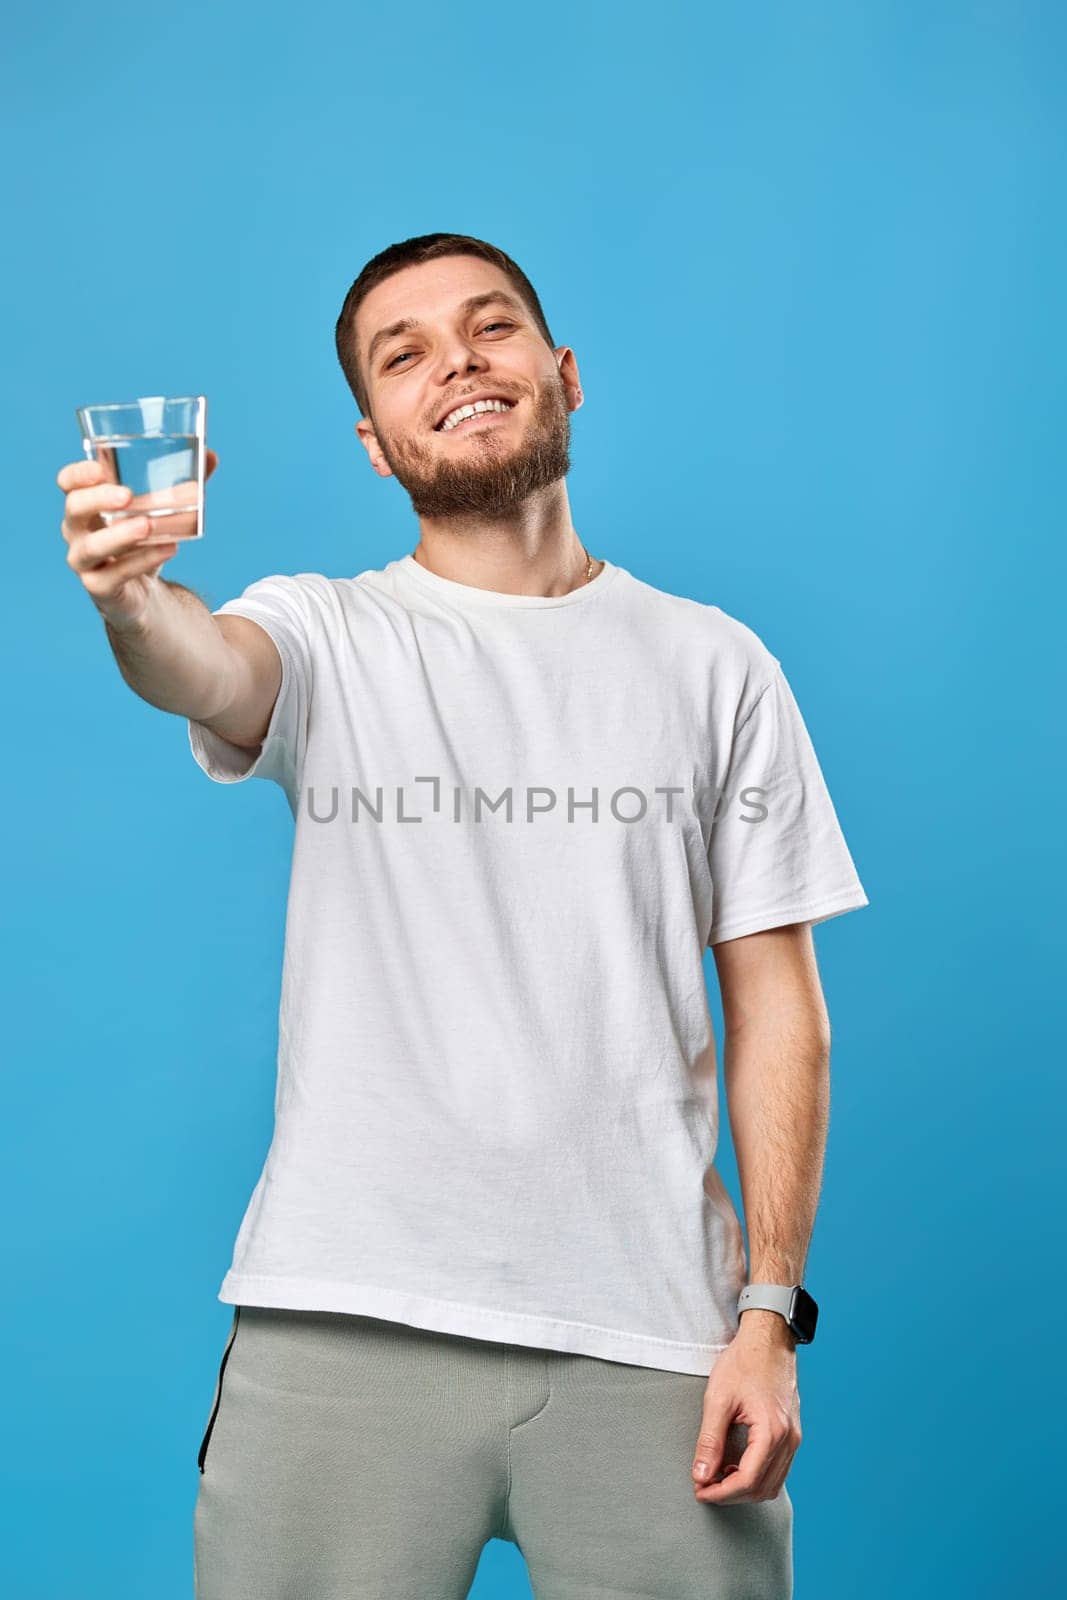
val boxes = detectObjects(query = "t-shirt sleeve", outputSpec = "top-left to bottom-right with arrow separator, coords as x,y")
186,573 -> 315,819
706,663 -> 869,945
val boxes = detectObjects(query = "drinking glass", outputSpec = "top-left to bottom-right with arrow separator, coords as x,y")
75,394 -> 207,543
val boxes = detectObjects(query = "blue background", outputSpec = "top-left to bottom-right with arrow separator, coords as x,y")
3,1 -> 1063,1595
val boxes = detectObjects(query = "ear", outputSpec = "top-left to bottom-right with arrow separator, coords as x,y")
556,346 -> 583,412
355,418 -> 394,479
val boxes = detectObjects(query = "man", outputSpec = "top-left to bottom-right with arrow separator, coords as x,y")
58,231 -> 868,1599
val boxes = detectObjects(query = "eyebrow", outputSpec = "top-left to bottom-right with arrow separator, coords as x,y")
366,291 -> 527,369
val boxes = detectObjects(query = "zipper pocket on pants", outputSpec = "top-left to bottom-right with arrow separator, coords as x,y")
197,1306 -> 242,1474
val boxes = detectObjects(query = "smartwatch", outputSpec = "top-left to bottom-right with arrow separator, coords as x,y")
737,1283 -> 818,1344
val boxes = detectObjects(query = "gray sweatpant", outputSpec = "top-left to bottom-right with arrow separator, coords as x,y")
193,1305 -> 793,1598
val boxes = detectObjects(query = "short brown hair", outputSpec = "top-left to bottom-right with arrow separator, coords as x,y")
334,232 -> 557,417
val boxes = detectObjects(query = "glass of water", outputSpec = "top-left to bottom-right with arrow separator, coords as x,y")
75,394 -> 207,543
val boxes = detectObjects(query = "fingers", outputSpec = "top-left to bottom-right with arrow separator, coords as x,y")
694,1422 -> 795,1504
56,458 -> 119,498
78,536 -> 178,602
66,484 -> 137,534
56,458 -> 105,492
65,513 -> 162,573
58,449 -> 218,533
56,453 -> 217,493
57,458 -> 132,536
58,452 -> 192,623
691,1407 -> 740,1485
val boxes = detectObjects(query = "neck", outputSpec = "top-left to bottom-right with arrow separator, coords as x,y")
412,489 -> 599,597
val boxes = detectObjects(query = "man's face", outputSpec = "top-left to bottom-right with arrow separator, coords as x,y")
353,256 -> 582,520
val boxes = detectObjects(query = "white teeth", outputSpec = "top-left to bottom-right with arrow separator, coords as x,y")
439,399 -> 514,432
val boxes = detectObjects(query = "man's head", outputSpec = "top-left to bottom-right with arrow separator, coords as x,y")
334,234 -> 583,520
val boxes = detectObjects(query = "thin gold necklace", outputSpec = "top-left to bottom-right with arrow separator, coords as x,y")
579,541 -> 597,583
413,542 -> 600,585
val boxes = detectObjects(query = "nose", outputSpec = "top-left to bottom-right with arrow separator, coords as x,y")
434,338 -> 489,386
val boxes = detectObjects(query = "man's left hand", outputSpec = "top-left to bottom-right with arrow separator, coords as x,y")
690,1312 -> 802,1503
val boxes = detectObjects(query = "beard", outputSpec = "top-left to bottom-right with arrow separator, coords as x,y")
370,372 -> 573,520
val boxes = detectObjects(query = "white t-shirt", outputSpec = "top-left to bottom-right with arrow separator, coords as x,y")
188,553 -> 868,1376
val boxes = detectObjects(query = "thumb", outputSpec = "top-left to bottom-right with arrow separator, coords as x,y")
692,1397 -> 734,1482
205,448 -> 219,479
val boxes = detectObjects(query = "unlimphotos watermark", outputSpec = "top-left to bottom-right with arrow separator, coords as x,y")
298,776 -> 775,826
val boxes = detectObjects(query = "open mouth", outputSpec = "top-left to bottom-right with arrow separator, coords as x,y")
435,400 -> 518,433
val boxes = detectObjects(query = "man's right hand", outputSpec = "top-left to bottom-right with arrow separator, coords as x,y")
58,450 -> 219,629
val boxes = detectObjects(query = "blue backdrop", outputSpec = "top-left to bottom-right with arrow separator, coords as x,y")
4,2 -> 1063,1595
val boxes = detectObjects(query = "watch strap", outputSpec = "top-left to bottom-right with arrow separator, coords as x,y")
737,1282 -> 818,1343
738,1283 -> 796,1322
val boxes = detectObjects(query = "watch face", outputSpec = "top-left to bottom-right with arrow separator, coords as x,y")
791,1287 -> 819,1343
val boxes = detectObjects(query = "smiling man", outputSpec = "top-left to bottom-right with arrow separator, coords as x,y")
57,231 -> 869,1599
347,244 -> 594,586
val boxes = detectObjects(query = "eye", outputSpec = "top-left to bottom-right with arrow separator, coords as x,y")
385,322 -> 514,370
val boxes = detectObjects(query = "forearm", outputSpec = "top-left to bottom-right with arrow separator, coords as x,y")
103,576 -> 239,722
723,1000 -> 831,1339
